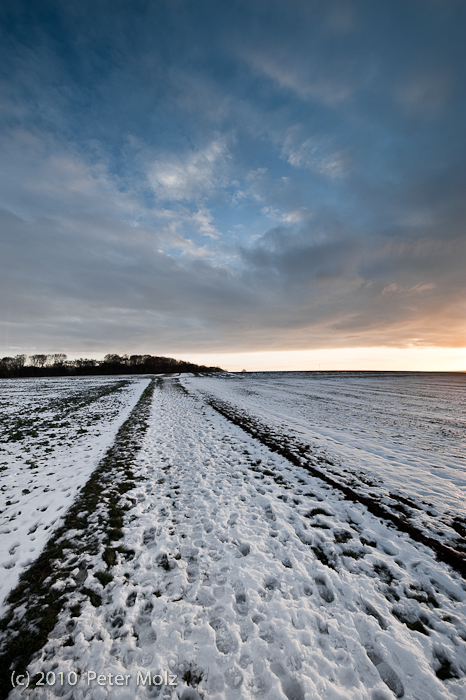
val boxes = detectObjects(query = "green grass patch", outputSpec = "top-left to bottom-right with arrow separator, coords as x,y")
82,587 -> 102,607
311,545 -> 336,569
95,571 -> 114,587
373,562 -> 396,584
334,530 -> 352,544
118,482 -> 135,494
108,528 -> 124,540
435,657 -> 459,680
342,548 -> 364,559
307,507 -> 331,517
392,609 -> 428,635
103,547 -> 116,566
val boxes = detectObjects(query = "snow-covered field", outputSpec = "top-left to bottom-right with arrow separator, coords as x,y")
181,372 -> 466,553
0,376 -> 150,613
2,375 -> 465,700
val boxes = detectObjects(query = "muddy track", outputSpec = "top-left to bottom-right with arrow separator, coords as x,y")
0,379 -> 156,700
205,395 -> 466,580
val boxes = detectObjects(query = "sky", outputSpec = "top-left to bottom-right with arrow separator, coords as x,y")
1,0 -> 465,371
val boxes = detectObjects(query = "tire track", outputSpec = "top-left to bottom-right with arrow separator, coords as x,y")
204,394 -> 466,580
0,380 -> 156,699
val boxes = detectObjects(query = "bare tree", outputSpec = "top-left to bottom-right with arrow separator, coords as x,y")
13,354 -> 27,370
103,354 -> 121,364
29,354 -> 48,368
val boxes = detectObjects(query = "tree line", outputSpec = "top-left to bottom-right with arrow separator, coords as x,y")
0,353 -> 224,378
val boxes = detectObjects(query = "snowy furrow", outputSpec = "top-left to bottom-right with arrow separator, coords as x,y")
0,376 -> 150,613
180,373 -> 466,553
15,378 -> 466,700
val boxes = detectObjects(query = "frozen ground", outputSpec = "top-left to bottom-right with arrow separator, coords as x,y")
0,376 -> 150,613
7,377 -> 466,700
181,372 -> 466,552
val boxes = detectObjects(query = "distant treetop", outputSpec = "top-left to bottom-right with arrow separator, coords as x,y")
0,353 -> 224,378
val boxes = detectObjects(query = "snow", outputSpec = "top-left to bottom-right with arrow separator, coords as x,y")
6,376 -> 465,700
0,375 -> 150,613
181,372 -> 466,550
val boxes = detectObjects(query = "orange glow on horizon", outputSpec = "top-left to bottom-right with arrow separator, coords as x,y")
177,347 -> 466,373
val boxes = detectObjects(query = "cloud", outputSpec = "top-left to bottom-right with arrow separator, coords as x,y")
2,114 -> 464,355
382,283 -> 436,296
0,0 -> 465,357
261,206 -> 312,224
191,208 -> 221,238
246,50 -> 355,105
148,139 -> 229,202
282,134 -> 349,178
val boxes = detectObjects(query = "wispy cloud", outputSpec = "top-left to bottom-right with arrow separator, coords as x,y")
282,132 -> 349,178
382,283 -> 436,295
261,206 -> 312,224
148,139 -> 229,202
190,207 -> 221,238
246,50 -> 355,105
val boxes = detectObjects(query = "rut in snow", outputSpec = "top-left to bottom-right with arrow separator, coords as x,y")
203,393 -> 466,580
0,380 -> 156,700
12,378 -> 466,700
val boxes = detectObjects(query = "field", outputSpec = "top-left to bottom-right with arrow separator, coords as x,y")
0,376 -> 150,613
184,372 -> 466,553
0,373 -> 465,700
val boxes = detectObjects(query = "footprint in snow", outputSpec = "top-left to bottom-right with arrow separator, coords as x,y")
180,689 -> 202,700
134,615 -> 157,644
110,613 -> 125,635
224,665 -> 243,688
214,570 -> 228,584
315,575 -> 334,603
239,618 -> 254,642
234,591 -> 248,616
126,590 -> 137,607
209,618 -> 239,654
271,661 -> 305,700
303,582 -> 313,596
362,600 -> 388,629
237,542 -> 250,556
258,622 -> 276,643
291,612 -> 306,630
366,648 -> 404,698
208,675 -> 225,693
264,575 -> 279,593
196,588 -> 216,607
186,565 -> 199,583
